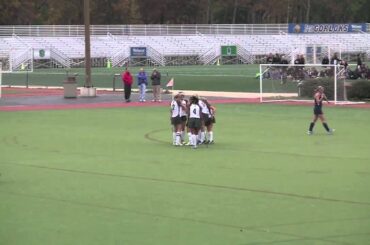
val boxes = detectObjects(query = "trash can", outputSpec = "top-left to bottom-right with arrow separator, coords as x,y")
63,75 -> 78,98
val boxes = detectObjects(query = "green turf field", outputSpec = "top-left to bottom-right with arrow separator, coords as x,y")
3,62 -> 370,93
2,65 -> 265,92
1,104 -> 370,244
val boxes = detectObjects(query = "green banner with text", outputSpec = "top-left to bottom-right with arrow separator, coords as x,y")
221,46 -> 237,56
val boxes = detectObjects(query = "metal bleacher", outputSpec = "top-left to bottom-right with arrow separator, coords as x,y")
0,24 -> 369,69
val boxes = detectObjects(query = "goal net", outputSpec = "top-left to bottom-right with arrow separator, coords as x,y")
259,63 -> 363,105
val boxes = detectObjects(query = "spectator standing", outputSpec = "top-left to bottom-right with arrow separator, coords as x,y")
357,53 -> 362,71
280,55 -> 289,82
122,68 -> 133,102
266,53 -> 273,64
294,54 -> 301,65
330,53 -> 341,65
322,55 -> 329,66
151,68 -> 162,102
137,68 -> 148,102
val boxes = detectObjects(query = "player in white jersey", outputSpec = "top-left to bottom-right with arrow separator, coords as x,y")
187,96 -> 202,149
178,92 -> 189,144
198,98 -> 210,144
202,98 -> 216,144
170,94 -> 183,146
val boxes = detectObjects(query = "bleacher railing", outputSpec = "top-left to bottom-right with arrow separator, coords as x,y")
0,24 -> 295,37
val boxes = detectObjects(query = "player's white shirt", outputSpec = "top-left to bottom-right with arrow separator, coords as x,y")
199,100 -> 210,115
180,100 -> 187,117
171,100 -> 181,117
189,104 -> 201,118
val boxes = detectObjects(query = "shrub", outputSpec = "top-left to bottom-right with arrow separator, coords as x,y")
298,78 -> 370,101
347,80 -> 370,100
298,78 -> 343,100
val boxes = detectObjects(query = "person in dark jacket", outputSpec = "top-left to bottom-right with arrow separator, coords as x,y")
122,68 -> 133,102
330,53 -> 341,65
321,56 -> 329,66
151,68 -> 161,102
357,53 -> 362,73
137,68 -> 148,102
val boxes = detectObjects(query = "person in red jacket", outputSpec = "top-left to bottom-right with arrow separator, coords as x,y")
122,68 -> 133,102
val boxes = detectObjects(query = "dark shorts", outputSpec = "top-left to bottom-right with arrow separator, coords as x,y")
188,118 -> 201,129
314,106 -> 323,115
181,116 -> 187,122
205,116 -> 216,126
204,117 -> 212,127
171,116 -> 182,125
201,113 -> 208,122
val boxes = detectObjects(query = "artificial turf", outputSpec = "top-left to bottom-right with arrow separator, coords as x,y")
2,65 -> 260,92
0,104 -> 370,244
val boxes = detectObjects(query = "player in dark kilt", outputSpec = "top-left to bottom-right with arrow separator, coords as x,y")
187,96 -> 202,149
308,86 -> 334,135
178,92 -> 189,144
202,98 -> 216,144
170,94 -> 183,145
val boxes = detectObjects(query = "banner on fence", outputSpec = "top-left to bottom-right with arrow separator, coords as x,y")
33,49 -> 50,59
288,23 -> 367,34
221,46 -> 237,56
130,47 -> 147,57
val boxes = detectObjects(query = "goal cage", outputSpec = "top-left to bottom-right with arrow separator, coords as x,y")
259,63 -> 364,105
0,50 -> 34,98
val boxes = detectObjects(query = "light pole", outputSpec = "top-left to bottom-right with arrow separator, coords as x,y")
84,0 -> 92,88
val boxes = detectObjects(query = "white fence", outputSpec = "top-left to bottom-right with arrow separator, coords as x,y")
0,24 -> 301,37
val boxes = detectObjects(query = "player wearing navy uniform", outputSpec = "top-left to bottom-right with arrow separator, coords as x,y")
308,86 -> 334,135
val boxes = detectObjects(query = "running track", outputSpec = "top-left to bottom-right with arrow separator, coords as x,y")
1,87 -> 369,112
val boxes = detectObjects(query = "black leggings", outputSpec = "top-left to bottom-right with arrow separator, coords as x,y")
124,83 -> 131,100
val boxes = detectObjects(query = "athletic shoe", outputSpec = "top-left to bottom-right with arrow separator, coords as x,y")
327,129 -> 335,135
208,140 -> 214,144
143,99 -> 146,102
158,100 -> 162,102
307,131 -> 313,135
192,145 -> 197,149
184,142 -> 191,146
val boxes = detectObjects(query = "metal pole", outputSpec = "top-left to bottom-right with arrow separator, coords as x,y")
0,62 -> 2,99
259,64 -> 263,102
84,0 -> 92,88
334,65 -> 337,104
26,70 -> 29,88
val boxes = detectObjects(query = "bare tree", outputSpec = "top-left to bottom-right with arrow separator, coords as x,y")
232,0 -> 238,24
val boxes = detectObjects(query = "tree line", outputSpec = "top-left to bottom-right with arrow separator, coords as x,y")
0,0 -> 369,25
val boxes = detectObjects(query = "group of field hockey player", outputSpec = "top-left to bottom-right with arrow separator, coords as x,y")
170,92 -> 216,148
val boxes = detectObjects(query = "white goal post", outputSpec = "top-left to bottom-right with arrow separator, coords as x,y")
0,62 -> 2,98
259,63 -> 363,105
